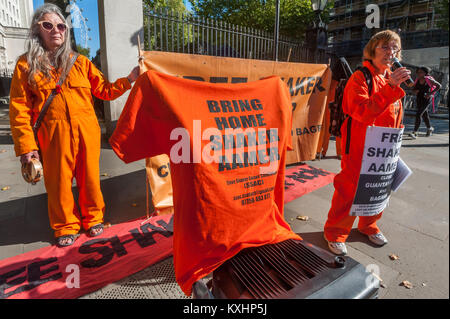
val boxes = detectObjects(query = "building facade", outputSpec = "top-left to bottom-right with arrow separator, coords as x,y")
0,0 -> 33,75
328,0 -> 449,106
328,0 -> 448,63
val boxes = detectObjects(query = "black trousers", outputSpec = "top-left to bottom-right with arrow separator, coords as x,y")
414,99 -> 432,131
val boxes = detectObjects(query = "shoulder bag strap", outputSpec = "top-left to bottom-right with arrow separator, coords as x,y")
345,66 -> 373,154
32,53 -> 79,135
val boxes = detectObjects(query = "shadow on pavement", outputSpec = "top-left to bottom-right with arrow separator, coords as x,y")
402,143 -> 449,148
0,128 -> 13,145
0,170 -> 150,247
297,229 -> 385,251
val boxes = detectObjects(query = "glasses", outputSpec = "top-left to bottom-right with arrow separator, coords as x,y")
376,45 -> 400,54
38,21 -> 67,33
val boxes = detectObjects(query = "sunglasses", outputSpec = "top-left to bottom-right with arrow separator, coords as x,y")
38,21 -> 67,33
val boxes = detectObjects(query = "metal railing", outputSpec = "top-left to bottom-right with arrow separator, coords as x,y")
143,7 -> 329,64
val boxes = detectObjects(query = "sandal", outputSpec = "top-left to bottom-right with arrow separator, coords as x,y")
88,223 -> 104,237
56,234 -> 79,247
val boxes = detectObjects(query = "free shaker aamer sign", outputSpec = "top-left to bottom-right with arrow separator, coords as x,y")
349,126 -> 405,217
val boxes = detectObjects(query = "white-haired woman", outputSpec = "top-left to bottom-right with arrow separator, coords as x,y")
9,3 -> 139,247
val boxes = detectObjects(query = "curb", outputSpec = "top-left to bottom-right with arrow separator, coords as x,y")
404,110 -> 449,120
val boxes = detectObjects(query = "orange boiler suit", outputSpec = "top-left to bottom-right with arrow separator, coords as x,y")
9,54 -> 131,238
324,60 -> 405,243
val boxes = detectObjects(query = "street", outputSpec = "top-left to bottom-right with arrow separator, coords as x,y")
0,109 -> 448,299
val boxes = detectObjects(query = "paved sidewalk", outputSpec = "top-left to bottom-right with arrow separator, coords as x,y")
0,106 -> 448,299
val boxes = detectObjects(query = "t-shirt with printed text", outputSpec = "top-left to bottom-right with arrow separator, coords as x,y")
109,70 -> 302,296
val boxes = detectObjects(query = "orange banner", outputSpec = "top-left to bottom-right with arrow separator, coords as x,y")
140,51 -> 331,164
139,51 -> 331,215
145,155 -> 174,215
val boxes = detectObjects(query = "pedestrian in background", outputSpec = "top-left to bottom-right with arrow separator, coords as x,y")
323,30 -> 411,255
9,3 -> 139,247
409,66 -> 441,139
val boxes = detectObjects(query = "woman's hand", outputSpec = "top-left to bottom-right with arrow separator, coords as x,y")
127,66 -> 140,84
388,67 -> 411,87
20,151 -> 39,165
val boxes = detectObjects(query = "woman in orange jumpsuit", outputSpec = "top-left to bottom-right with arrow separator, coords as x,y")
323,30 -> 411,255
9,4 -> 139,246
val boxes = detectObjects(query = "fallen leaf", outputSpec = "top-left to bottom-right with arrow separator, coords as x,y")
380,283 -> 387,289
400,280 -> 413,289
422,283 -> 427,287
389,254 -> 400,260
100,173 -> 108,177
0,150 -> 6,153
296,215 -> 309,221
104,222 -> 112,229
369,270 -> 383,283
1,186 -> 10,191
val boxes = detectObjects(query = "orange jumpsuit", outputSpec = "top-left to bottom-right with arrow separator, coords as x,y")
9,54 -> 131,238
324,60 -> 405,243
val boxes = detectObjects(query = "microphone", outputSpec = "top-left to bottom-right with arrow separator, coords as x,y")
391,57 -> 414,86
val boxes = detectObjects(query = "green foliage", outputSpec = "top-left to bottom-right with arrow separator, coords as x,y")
143,0 -> 188,13
76,45 -> 90,59
143,0 -> 193,51
190,0 -> 333,40
435,0 -> 449,31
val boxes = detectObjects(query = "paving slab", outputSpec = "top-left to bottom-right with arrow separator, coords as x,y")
0,110 -> 448,299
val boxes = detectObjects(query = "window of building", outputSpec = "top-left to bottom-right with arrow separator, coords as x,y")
415,17 -> 428,31
351,29 -> 362,40
344,29 -> 351,40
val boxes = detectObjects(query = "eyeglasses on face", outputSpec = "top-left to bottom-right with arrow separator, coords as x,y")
38,21 -> 67,33
376,45 -> 400,54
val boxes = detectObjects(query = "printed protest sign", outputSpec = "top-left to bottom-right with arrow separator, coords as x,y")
349,126 -> 405,217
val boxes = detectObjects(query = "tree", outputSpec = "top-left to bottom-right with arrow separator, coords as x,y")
143,0 -> 192,51
435,0 -> 449,31
143,0 -> 188,12
190,0 -> 333,41
76,45 -> 90,59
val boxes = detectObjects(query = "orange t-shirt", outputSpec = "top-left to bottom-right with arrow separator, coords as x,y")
109,70 -> 301,296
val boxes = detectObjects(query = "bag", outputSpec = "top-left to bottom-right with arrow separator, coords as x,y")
22,53 -> 79,184
329,77 -> 349,137
327,56 -> 373,155
328,57 -> 367,137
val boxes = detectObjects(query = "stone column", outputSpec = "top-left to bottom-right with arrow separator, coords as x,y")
97,0 -> 143,136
